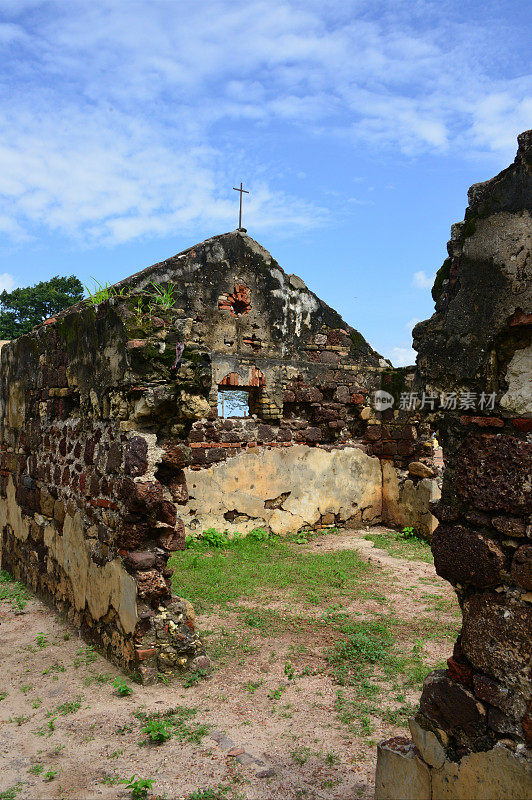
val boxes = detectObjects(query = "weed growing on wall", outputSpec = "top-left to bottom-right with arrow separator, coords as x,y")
145,282 -> 177,311
84,279 -> 128,305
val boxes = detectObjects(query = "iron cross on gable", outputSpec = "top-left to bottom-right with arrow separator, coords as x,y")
233,182 -> 249,230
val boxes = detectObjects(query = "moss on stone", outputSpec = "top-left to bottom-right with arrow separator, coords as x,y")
350,329 -> 365,351
56,308 -> 98,350
381,366 -> 411,400
182,349 -> 209,365
462,217 -> 477,239
432,258 -> 451,303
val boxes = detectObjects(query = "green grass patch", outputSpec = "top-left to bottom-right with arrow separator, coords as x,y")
74,645 -> 98,667
328,616 -> 397,685
421,592 -> 461,615
365,530 -> 434,563
170,535 -> 379,612
335,688 -> 418,736
201,627 -> 257,665
49,696 -> 82,716
0,571 -> 31,610
381,701 -> 419,725
0,784 -> 23,800
395,613 -> 460,644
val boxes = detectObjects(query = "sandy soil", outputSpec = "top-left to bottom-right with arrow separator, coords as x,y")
0,529 -> 459,800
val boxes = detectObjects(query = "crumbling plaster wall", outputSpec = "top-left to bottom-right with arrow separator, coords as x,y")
184,444 -> 382,536
376,131 -> 532,798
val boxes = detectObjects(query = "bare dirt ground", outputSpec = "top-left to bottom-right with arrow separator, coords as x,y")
0,528 -> 459,800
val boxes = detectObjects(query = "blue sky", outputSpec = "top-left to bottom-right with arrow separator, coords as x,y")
0,0 -> 530,364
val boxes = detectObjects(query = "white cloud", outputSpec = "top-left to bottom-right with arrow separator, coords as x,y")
386,345 -> 417,368
469,90 -> 532,154
0,272 -> 16,292
412,270 -> 434,289
0,1 -> 529,244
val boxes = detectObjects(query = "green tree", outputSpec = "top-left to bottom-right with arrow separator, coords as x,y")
0,275 -> 84,339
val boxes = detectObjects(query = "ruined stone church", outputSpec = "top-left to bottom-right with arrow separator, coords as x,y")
0,131 -> 530,799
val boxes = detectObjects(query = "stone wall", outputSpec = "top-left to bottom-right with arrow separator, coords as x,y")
110,229 -> 437,539
375,131 -> 532,798
0,305 -> 208,683
0,228 -> 437,681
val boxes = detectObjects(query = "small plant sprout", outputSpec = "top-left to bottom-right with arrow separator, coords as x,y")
183,669 -> 209,688
284,660 -> 295,680
35,632 -> 48,648
0,570 -> 31,610
292,746 -> 311,765
44,768 -> 59,782
243,679 -> 263,693
141,717 -> 173,743
120,776 -> 154,799
0,783 -> 23,799
199,528 -> 229,548
133,295 -> 145,323
113,678 -> 133,697
268,685 -> 286,700
247,527 -> 270,541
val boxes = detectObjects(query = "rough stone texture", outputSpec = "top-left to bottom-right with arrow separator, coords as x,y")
500,345 -> 532,415
461,593 -> 532,687
455,433 -> 532,514
376,131 -> 532,797
419,672 -> 489,752
408,460 -> 436,478
432,524 -> 507,588
377,740 -> 532,800
512,545 -> 532,590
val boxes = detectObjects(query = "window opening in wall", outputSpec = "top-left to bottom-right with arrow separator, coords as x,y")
218,284 -> 251,316
218,388 -> 250,418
